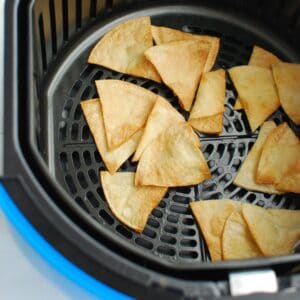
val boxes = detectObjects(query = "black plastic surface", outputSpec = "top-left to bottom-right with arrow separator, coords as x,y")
3,0 -> 300,299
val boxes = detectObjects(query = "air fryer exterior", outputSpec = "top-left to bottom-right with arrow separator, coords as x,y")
1,0 -> 300,299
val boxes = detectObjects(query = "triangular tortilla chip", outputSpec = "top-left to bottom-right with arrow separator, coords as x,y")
81,99 -> 142,174
190,199 -> 241,261
188,69 -> 225,134
135,123 -> 211,187
233,121 -> 282,194
256,123 -> 300,184
229,66 -> 280,131
88,17 -> 161,82
249,46 -> 281,68
132,96 -> 185,162
276,159 -> 300,194
96,80 -> 157,150
234,46 -> 281,110
243,203 -> 300,256
151,25 -> 220,72
272,63 -> 300,125
145,40 -> 209,111
222,211 -> 263,260
101,172 -> 167,232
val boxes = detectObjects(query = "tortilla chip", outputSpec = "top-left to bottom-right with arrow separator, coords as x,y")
233,121 -> 282,194
95,80 -> 157,150
229,66 -> 280,131
190,200 -> 241,261
151,25 -> 220,72
81,99 -> 142,174
132,96 -> 185,162
222,211 -> 263,260
234,99 -> 243,110
88,17 -> 160,82
188,69 -> 225,134
101,172 -> 167,232
249,46 -> 281,68
276,159 -> 300,194
256,123 -> 300,184
135,123 -> 211,187
145,40 -> 209,111
243,203 -> 300,256
272,63 -> 300,125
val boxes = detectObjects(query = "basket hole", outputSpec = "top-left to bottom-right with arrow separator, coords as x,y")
77,171 -> 88,189
94,151 -> 101,163
74,104 -> 82,120
75,196 -> 88,213
71,123 -> 79,140
157,246 -> 175,256
88,169 -> 98,184
206,192 -> 222,199
167,214 -> 179,223
160,235 -> 177,245
179,251 -> 198,259
80,65 -> 94,79
234,119 -> 243,132
96,187 -> 106,201
135,237 -> 153,250
116,225 -> 132,239
182,218 -> 194,226
204,183 -> 217,192
172,195 -> 190,205
238,143 -> 246,156
70,80 -> 82,97
152,208 -> 163,218
72,151 -> 81,169
82,125 -> 90,140
147,218 -> 160,229
141,81 -> 153,89
170,205 -> 189,214
62,99 -> 73,119
158,200 -> 166,208
92,70 -> 104,82
176,186 -> 191,194
180,239 -> 197,247
164,225 -> 177,234
247,194 -> 257,203
83,151 -> 92,165
143,227 -> 156,239
59,121 -> 67,141
59,152 -> 69,172
225,184 -> 237,193
65,175 -> 77,194
81,86 -> 92,100
182,228 -> 196,237
99,209 -> 114,224
204,144 -> 214,156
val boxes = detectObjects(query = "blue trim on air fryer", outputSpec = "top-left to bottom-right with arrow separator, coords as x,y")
0,183 -> 132,300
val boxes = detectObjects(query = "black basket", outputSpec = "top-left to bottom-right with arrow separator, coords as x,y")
2,0 -> 300,299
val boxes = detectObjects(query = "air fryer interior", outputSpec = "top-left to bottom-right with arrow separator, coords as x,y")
25,0 -> 300,271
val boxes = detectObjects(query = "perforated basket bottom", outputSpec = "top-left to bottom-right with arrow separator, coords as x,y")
53,15 -> 300,265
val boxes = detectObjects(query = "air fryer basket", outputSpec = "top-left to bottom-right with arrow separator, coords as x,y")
2,0 -> 300,299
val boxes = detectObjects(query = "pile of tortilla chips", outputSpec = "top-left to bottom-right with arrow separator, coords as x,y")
191,199 -> 300,260
234,122 -> 300,194
79,16 -> 299,251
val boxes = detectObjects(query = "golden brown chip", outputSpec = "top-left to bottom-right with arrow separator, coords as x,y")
233,121 -> 282,194
135,123 -> 210,187
188,69 -> 225,134
256,123 -> 300,184
151,25 -> 220,72
81,99 -> 142,174
101,172 -> 167,232
272,63 -> 300,125
229,66 -> 280,132
222,211 -> 263,260
190,200 -> 241,261
95,80 -> 157,150
276,159 -> 300,194
145,40 -> 209,111
243,203 -> 300,256
88,17 -> 161,82
249,46 -> 281,68
132,96 -> 185,162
